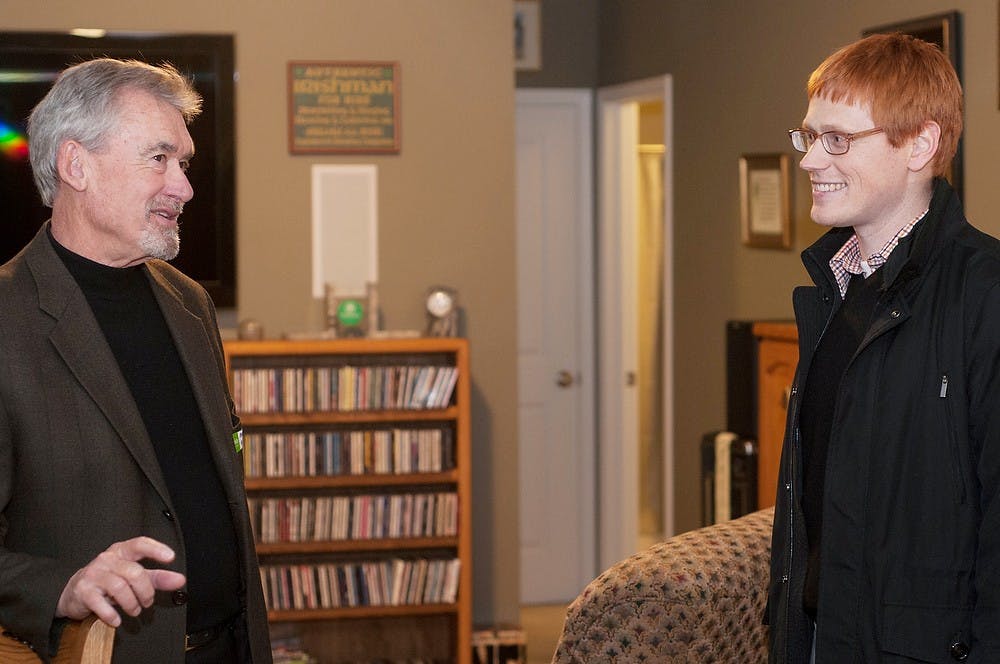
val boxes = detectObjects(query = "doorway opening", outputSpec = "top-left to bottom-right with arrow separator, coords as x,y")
597,76 -> 674,569
637,132 -> 665,550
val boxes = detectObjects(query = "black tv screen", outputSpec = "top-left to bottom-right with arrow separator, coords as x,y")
0,31 -> 236,306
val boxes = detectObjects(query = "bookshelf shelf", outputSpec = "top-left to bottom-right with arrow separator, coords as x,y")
245,470 -> 459,492
238,406 -> 460,427
225,337 -> 472,664
269,602 -> 458,623
256,536 -> 460,555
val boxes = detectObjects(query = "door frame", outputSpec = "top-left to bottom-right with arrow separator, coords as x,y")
597,75 -> 675,569
515,88 -> 597,599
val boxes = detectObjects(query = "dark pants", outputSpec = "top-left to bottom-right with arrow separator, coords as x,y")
185,613 -> 251,664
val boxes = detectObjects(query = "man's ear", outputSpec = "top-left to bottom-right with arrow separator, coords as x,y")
55,141 -> 88,193
908,120 -> 941,173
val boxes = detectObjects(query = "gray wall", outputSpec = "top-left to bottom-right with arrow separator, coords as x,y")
598,0 -> 1000,533
516,0 -> 600,88
518,0 -> 1000,535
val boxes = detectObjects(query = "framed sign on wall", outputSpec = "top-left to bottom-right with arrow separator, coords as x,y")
739,153 -> 792,250
288,61 -> 400,154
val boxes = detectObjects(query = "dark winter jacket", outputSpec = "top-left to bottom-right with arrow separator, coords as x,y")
767,179 -> 1000,663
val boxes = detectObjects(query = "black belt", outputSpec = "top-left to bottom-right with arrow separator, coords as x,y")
185,613 -> 240,652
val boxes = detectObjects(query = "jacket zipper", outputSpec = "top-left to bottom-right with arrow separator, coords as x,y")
786,394 -> 798,584
782,286 -> 834,661
782,383 -> 800,661
939,372 -> 967,504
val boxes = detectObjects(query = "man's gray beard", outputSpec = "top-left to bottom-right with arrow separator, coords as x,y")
140,222 -> 180,261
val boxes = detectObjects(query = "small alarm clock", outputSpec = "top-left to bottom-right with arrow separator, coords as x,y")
425,286 -> 458,336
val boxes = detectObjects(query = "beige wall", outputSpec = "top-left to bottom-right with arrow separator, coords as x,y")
15,0 -> 993,623
599,0 -> 1000,533
4,1 -> 519,625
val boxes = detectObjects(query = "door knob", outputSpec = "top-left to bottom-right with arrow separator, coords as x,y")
556,370 -> 574,388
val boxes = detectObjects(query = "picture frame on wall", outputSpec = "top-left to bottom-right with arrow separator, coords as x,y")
288,61 -> 400,154
739,153 -> 792,250
514,1 -> 541,71
863,11 -> 962,197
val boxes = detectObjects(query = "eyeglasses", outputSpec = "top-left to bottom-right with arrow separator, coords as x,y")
788,127 -> 885,155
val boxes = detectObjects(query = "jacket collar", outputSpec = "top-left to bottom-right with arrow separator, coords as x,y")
23,223 -> 174,505
22,222 -> 242,510
801,178 -> 965,298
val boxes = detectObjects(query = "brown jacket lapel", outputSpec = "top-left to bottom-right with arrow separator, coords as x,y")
24,225 -> 173,506
145,263 -> 243,502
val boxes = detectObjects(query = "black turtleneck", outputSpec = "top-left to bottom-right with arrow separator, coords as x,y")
49,231 -> 241,632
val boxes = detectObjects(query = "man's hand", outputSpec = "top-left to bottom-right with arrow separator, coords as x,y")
56,537 -> 187,627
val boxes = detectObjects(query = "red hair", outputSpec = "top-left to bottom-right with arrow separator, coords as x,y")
808,33 -> 962,176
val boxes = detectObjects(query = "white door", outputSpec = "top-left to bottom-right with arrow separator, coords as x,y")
597,76 -> 674,569
516,89 -> 596,604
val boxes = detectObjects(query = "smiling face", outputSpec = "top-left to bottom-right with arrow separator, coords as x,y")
70,88 -> 195,267
799,95 -> 920,248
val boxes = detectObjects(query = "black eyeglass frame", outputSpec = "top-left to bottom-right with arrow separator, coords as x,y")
788,127 -> 885,155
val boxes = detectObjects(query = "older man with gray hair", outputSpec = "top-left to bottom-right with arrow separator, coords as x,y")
0,58 -> 271,663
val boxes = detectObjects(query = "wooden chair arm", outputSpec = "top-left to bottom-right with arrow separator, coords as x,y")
55,615 -> 115,664
0,615 -> 115,664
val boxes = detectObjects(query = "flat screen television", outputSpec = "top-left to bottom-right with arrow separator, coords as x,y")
0,31 -> 236,307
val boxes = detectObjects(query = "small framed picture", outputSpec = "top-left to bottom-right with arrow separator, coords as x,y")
330,294 -> 368,337
514,1 -> 541,71
739,153 -> 792,249
324,284 -> 371,338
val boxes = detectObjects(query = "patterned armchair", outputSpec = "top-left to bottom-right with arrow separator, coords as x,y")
552,507 -> 774,663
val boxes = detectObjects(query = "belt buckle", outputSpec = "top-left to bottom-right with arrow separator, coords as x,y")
184,627 -> 214,652
185,612 -> 240,652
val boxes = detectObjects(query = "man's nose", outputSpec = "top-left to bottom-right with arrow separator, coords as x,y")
798,141 -> 827,171
168,164 -> 194,202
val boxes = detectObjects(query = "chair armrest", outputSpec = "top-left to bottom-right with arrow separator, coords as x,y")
553,507 -> 774,663
55,615 -> 115,664
0,616 -> 115,664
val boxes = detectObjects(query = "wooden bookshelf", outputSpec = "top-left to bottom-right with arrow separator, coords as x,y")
225,337 -> 472,664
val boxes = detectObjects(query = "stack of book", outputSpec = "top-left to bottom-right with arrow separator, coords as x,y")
249,491 -> 459,543
270,637 -> 317,664
233,364 -> 459,413
243,427 -> 455,479
472,627 -> 527,664
260,558 -> 461,611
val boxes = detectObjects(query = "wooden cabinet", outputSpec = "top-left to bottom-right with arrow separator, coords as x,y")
224,337 -> 472,664
753,322 -> 798,509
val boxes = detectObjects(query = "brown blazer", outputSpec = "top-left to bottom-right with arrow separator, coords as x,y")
0,224 -> 271,663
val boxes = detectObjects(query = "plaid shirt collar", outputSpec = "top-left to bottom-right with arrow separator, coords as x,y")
829,208 -> 929,297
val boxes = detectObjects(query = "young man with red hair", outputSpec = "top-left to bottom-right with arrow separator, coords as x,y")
768,33 -> 1000,663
